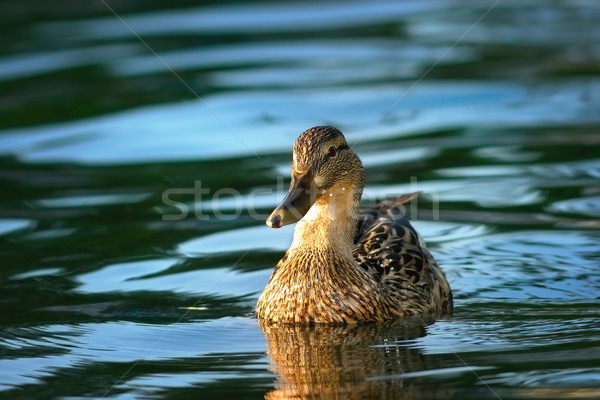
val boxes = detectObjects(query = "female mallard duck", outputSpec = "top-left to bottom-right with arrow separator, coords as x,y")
256,126 -> 452,323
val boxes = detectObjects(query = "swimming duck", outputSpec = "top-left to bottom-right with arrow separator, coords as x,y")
256,126 -> 452,323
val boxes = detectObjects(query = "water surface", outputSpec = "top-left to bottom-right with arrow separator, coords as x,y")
1,1 -> 599,399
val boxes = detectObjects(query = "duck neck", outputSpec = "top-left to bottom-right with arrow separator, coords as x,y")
289,185 -> 362,259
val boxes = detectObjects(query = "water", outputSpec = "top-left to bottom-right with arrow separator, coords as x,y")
1,0 -> 599,398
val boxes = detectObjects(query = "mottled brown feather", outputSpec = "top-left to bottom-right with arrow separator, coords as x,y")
353,197 -> 453,316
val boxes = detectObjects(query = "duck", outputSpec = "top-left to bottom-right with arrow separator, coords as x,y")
256,126 -> 452,324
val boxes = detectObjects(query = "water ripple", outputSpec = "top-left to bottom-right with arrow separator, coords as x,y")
34,1 -> 447,38
549,196 -> 600,218
437,230 -> 600,300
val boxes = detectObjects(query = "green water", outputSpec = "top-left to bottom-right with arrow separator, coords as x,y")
1,1 -> 599,399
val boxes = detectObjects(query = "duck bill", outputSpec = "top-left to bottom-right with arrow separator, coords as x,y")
267,171 -> 320,229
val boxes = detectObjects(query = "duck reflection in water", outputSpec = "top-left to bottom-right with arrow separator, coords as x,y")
259,318 -> 453,399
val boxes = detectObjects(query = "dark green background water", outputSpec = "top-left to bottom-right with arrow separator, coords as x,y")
1,1 -> 599,399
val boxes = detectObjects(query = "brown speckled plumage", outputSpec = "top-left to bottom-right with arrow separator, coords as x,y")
256,126 -> 452,323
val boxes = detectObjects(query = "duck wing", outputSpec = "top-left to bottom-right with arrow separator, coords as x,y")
352,192 -> 453,314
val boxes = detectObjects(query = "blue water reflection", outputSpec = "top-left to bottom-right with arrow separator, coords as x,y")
3,81 -> 598,165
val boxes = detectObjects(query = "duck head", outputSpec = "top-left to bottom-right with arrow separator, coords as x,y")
267,126 -> 365,229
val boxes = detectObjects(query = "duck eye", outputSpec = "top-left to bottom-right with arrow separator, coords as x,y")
327,146 -> 337,158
